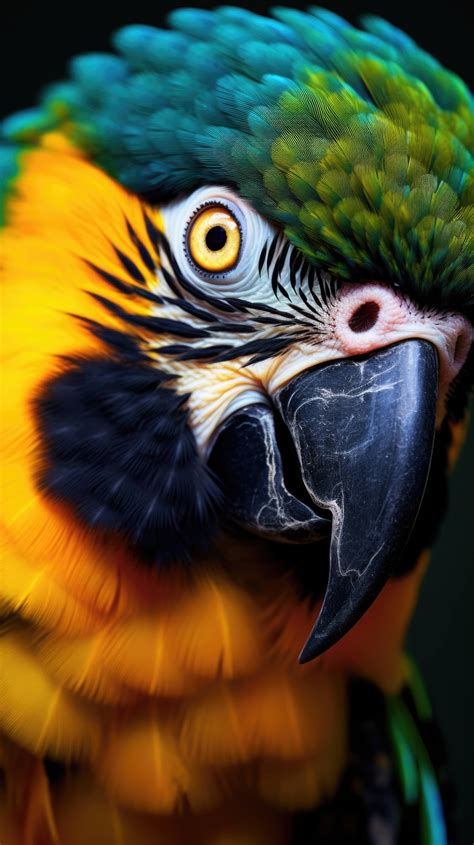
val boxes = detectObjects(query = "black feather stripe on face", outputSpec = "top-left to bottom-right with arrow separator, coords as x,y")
81,213 -> 339,366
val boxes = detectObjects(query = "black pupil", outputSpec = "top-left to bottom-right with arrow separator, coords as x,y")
205,225 -> 227,251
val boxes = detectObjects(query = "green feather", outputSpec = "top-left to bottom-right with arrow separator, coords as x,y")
387,659 -> 449,845
387,700 -> 419,805
1,6 -> 472,311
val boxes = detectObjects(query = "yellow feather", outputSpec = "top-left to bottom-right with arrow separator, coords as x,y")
178,670 -> 347,765
0,538 -> 100,635
1,458 -> 158,625
1,145 -> 165,634
97,705 -> 220,814
163,576 -> 264,679
96,614 -> 203,698
92,576 -> 263,698
25,574 -> 256,704
32,632 -> 140,706
0,632 -> 102,760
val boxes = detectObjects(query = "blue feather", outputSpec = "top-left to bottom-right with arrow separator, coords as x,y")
168,7 -> 215,38
69,54 -> 128,99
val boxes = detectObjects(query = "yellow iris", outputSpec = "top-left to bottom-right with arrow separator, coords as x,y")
187,205 -> 241,273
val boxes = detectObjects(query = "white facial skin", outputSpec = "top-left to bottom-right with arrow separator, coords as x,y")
156,187 -> 473,453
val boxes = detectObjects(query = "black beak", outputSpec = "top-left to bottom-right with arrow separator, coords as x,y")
209,403 -> 330,543
275,339 -> 438,662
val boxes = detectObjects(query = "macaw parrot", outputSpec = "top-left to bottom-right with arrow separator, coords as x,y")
0,6 -> 472,844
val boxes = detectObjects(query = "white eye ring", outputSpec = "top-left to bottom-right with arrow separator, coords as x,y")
159,185 -> 278,298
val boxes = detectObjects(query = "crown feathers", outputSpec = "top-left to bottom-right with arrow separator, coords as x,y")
2,7 -> 472,308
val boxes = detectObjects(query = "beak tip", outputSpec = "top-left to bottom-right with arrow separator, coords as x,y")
298,629 -> 326,664
298,648 -> 314,665
298,649 -> 312,665
298,643 -> 311,666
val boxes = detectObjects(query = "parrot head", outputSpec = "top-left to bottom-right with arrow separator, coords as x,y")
2,6 -> 473,664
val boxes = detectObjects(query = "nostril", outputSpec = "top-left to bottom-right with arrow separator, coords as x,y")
348,301 -> 380,333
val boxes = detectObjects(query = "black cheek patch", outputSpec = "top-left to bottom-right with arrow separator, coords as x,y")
33,358 -> 221,565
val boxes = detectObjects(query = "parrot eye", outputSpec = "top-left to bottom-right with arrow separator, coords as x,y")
187,204 -> 242,273
160,185 -> 277,297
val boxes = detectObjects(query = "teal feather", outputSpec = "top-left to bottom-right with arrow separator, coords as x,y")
167,8 -> 215,39
69,54 -> 128,98
238,42 -> 302,80
2,108 -> 57,142
0,144 -> 21,226
1,6 -> 472,312
308,7 -> 353,33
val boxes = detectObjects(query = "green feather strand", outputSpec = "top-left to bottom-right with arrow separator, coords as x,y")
387,659 -> 448,845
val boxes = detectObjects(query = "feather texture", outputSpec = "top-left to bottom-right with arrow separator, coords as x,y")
179,670 -> 346,766
97,705 -> 221,814
0,9 -> 468,842
3,8 -> 471,309
0,633 -> 102,761
50,774 -> 290,845
0,737 -> 58,845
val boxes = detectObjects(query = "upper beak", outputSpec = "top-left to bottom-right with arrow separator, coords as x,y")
210,338 -> 438,662
275,339 -> 438,662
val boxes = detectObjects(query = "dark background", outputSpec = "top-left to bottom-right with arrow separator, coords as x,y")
1,2 -> 473,840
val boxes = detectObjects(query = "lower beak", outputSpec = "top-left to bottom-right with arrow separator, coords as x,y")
275,339 -> 438,662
